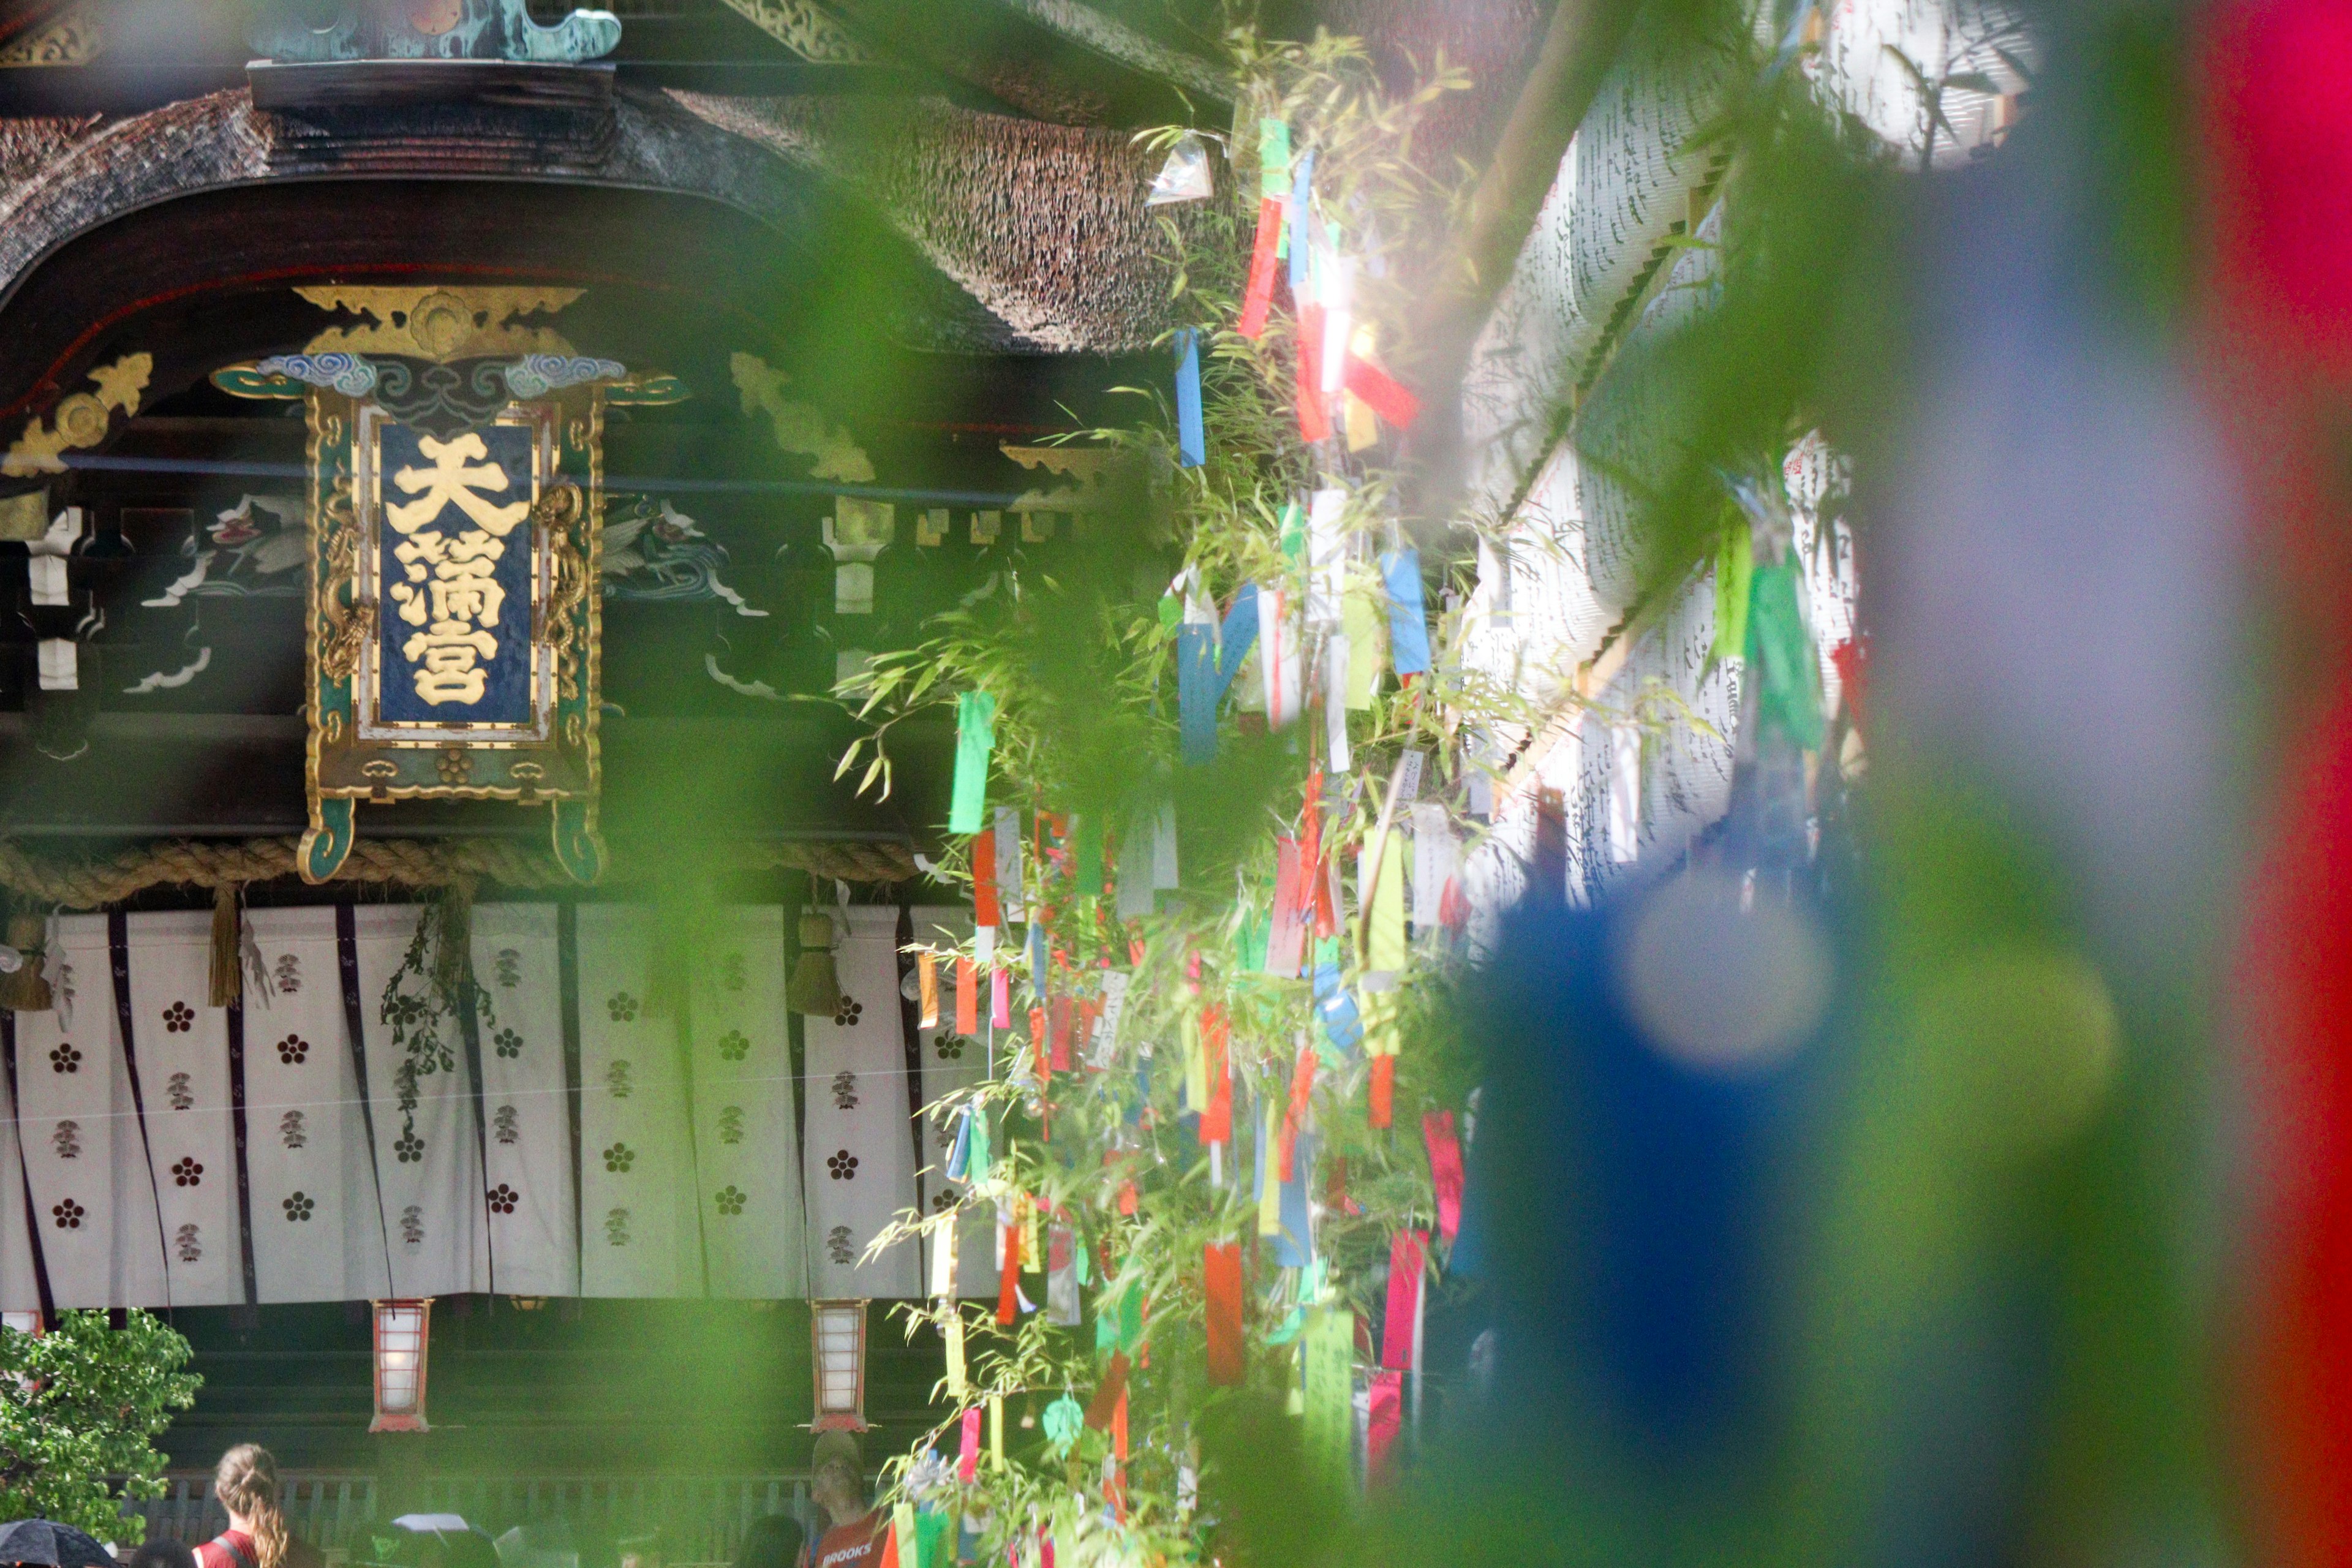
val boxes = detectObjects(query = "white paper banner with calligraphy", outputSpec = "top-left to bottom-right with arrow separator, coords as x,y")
470,904 -> 577,1297
352,906 -> 488,1298
124,913 -> 243,1308
576,906 -> 701,1298
244,908 -> 390,1304
802,908 -> 921,1298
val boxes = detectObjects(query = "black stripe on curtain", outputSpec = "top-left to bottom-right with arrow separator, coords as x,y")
0,1012 -> 56,1324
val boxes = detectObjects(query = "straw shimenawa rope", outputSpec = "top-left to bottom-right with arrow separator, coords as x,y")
0,835 -> 918,909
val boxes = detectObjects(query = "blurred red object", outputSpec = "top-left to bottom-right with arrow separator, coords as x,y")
2205,6 -> 2352,1562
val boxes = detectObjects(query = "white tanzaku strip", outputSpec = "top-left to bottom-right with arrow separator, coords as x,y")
690,906 -> 804,1298
576,906 -> 701,1297
123,913 -> 239,1306
350,905 -> 487,1297
244,907 -> 385,1303
908,908 -> 997,1302
471,905 -> 578,1297
802,907 -> 921,1297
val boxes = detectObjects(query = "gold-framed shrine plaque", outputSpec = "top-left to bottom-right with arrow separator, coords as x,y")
281,287 -> 612,883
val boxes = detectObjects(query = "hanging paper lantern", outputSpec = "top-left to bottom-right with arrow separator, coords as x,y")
369,1298 -> 432,1433
811,1298 -> 870,1433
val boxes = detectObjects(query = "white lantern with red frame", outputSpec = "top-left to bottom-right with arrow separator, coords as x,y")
810,1299 -> 869,1433
370,1298 -> 432,1433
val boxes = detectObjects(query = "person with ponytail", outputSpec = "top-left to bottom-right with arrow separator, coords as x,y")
196,1444 -> 320,1568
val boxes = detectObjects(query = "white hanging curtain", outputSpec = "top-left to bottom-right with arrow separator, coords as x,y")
908,907 -> 998,1302
350,905 -> 487,1298
121,912 -> 241,1307
470,905 -> 578,1298
689,905 -> 805,1299
241,907 -> 390,1304
0,1048 -> 40,1313
802,906 -> 921,1298
11,918 -> 142,1307
575,905 -> 701,1298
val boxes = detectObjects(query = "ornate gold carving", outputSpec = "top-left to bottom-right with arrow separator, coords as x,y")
732,354 -> 875,482
0,4 -> 104,67
537,483 -> 592,703
0,491 -> 48,541
1001,443 -> 1115,511
712,0 -> 868,62
3,353 -> 150,477
296,286 -> 586,361
316,481 -> 378,683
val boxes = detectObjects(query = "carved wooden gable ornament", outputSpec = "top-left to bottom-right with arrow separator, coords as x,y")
281,286 -> 613,885
250,0 -> 622,63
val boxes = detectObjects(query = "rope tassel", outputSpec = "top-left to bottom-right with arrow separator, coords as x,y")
209,883 -> 241,1008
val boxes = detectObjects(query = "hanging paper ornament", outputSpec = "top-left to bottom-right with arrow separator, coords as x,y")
1257,118 -> 1289,199
955,956 -> 978,1035
1381,1229 -> 1427,1371
1297,306 -> 1332,443
1423,1110 -> 1464,1246
1146,132 -> 1215,206
1084,1350 -> 1131,1429
1198,1005 -> 1233,1145
1306,488 -> 1346,627
1320,252 -> 1354,399
918,951 -> 939,1030
974,829 -> 1000,928
1301,1308 -> 1352,1486
1265,837 -> 1309,977
992,807 -> 1025,919
967,1104 -> 991,1184
1047,1223 -> 1082,1325
1711,514 -> 1754,665
1381,550 -> 1431,679
1041,1391 -> 1085,1457
1343,582 -> 1385,709
1238,119 -> 1291,339
1344,354 -> 1421,431
1256,1097 -> 1283,1238
1278,1046 -> 1317,1182
949,690 -> 998,834
945,1107 -> 973,1182
1174,328 -> 1207,469
1257,582 -> 1303,728
1366,1371 -> 1404,1487
1746,560 -> 1825,750
1288,150 -> 1316,293
1313,962 -> 1363,1056
1204,1242 -> 1245,1385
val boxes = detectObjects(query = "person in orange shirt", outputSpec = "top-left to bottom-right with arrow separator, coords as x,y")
799,1431 -> 884,1568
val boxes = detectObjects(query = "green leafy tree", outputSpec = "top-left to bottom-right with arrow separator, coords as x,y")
0,1311 -> 201,1539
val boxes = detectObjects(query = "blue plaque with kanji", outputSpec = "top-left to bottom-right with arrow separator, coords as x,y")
291,284 -> 614,887
374,421 -> 537,726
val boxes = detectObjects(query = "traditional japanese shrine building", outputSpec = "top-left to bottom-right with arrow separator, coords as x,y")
0,0 -> 1561,1539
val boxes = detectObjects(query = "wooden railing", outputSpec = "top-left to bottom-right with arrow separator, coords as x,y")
129,1474 -> 818,1564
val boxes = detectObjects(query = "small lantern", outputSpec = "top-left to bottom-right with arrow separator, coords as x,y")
369,1298 -> 432,1433
810,1299 -> 869,1433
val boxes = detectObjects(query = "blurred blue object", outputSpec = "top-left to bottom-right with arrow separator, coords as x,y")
1462,871 -> 1831,1460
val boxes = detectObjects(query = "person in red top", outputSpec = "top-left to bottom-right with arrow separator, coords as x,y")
194,1445 -> 322,1568
799,1431 -> 884,1568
